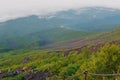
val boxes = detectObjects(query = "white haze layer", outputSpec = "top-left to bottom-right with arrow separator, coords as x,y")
0,0 -> 120,22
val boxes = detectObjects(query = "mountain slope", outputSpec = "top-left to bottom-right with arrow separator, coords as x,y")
0,27 -> 89,49
1,43 -> 120,80
0,7 -> 120,49
41,27 -> 120,49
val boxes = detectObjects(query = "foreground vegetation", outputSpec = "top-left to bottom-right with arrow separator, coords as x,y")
0,43 -> 120,80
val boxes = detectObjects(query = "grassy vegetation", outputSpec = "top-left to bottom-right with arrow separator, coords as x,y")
0,43 -> 120,80
85,27 -> 120,41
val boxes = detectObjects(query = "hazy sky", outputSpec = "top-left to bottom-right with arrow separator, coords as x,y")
0,0 -> 120,22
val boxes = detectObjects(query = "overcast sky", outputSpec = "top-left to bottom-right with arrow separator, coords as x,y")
0,0 -> 120,22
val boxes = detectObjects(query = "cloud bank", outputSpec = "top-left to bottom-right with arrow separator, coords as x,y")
0,0 -> 120,22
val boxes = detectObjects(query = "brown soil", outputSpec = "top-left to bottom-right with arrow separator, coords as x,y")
24,71 -> 53,80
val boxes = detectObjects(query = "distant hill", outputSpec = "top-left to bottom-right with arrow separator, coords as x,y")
0,7 -> 120,49
38,7 -> 120,32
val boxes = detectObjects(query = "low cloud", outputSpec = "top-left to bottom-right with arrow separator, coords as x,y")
0,0 -> 120,22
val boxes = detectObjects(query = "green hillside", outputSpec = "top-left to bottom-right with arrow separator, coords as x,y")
0,28 -> 120,80
0,27 -> 89,49
0,43 -> 120,80
88,27 -> 120,41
